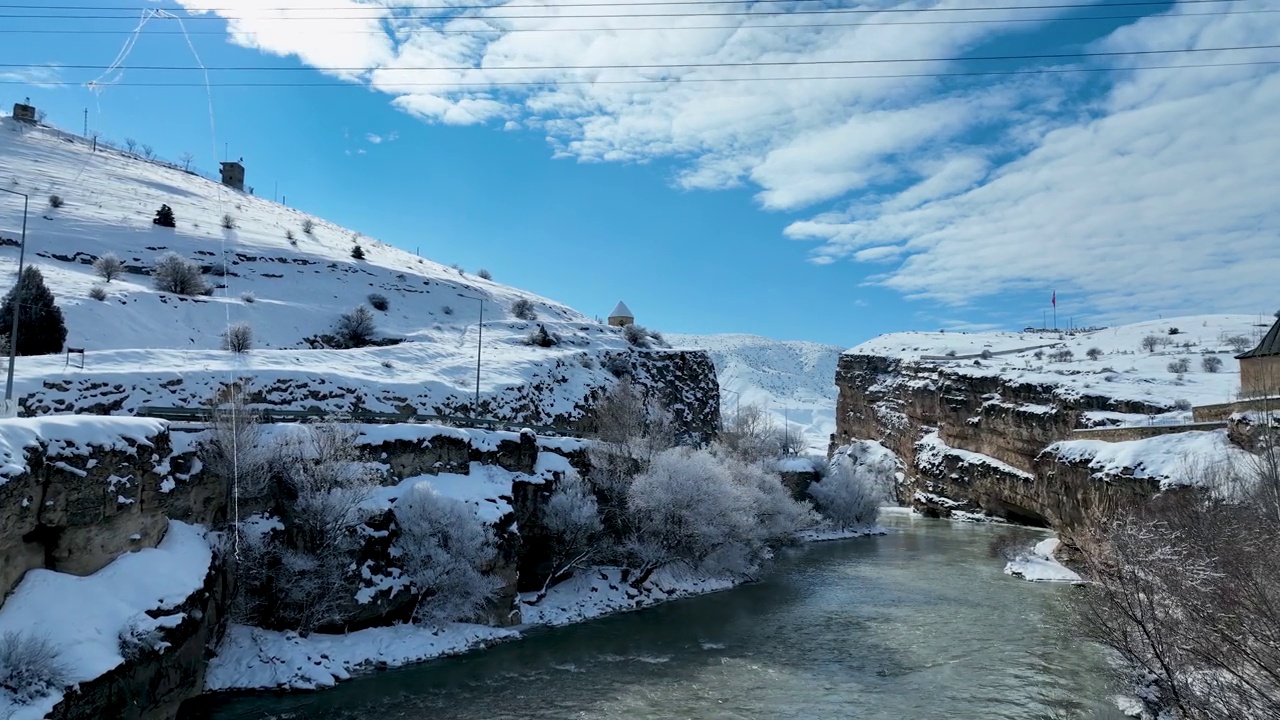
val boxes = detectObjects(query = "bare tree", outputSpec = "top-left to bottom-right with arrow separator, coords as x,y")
222,322 -> 252,353
1074,444 -> 1280,720
1202,355 -> 1224,373
525,472 -> 604,605
335,305 -> 377,348
1143,335 -> 1172,353
179,151 -> 195,171
140,144 -> 155,161
123,138 -> 138,154
1227,335 -> 1254,354
152,252 -> 209,296
93,252 -> 122,282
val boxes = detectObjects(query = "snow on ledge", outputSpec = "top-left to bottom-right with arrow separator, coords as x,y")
1004,538 -> 1082,584
1046,429 -> 1253,490
916,430 -> 1034,481
519,566 -> 738,628
0,521 -> 211,719
205,623 -> 517,692
0,416 -> 169,482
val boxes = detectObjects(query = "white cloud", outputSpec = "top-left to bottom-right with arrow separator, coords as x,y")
173,0 -> 1280,321
0,65 -> 62,88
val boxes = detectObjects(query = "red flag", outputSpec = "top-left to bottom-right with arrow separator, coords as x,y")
1052,290 -> 1056,307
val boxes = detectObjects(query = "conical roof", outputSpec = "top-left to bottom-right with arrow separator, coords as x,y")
1238,316 -> 1280,359
609,301 -> 634,319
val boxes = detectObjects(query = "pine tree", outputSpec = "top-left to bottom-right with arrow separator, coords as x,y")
0,266 -> 68,356
351,244 -> 365,260
153,204 -> 176,228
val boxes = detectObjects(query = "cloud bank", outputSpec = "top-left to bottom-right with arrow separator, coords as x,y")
167,0 -> 1280,322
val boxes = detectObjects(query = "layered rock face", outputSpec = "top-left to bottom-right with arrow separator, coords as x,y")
833,353 -> 1173,539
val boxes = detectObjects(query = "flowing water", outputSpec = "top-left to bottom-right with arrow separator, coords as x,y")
191,513 -> 1125,720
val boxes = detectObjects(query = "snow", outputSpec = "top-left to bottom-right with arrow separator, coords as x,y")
0,416 -> 167,482
795,525 -> 889,542
0,521 -> 211,719
667,333 -> 843,452
1004,537 -> 1082,583
205,623 -> 517,692
364,462 -> 517,524
0,119 -> 648,423
848,315 -> 1267,410
1047,430 -> 1254,489
916,429 -> 1035,481
518,566 -> 738,627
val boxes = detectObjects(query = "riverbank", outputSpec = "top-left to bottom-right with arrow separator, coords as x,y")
194,514 -> 1124,720
200,525 -> 889,694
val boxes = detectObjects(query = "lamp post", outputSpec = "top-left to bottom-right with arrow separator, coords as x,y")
460,295 -> 485,418
1,188 -> 29,406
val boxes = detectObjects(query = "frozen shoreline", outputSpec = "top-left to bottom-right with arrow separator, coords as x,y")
205,525 -> 886,694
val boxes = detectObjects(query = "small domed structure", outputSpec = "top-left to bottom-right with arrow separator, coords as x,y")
608,301 -> 634,328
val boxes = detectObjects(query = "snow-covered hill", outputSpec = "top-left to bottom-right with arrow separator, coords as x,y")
668,333 -> 842,451
849,314 -> 1273,410
0,119 -> 678,422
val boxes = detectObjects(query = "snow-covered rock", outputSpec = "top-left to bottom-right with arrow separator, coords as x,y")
1004,537 -> 1082,583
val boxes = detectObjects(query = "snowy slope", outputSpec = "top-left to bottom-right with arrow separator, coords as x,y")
849,315 -> 1270,409
0,119 -> 643,419
667,333 -> 841,451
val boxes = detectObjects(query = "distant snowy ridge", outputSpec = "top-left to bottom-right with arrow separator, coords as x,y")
668,333 -> 842,451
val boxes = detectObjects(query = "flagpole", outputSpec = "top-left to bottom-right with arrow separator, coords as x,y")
1053,290 -> 1057,331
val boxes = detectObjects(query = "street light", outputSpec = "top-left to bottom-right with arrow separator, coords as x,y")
460,294 -> 485,419
0,188 -> 29,407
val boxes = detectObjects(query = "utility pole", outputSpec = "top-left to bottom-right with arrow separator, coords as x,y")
1,188 -> 29,409
461,295 -> 485,418
82,108 -> 88,137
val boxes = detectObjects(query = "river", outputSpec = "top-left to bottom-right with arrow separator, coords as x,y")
190,513 -> 1124,720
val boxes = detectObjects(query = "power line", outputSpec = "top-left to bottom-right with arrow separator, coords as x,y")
6,59 -> 1276,87
0,0 -> 1250,9
0,0 -> 1250,20
0,8 -> 1272,33
6,43 -> 1277,72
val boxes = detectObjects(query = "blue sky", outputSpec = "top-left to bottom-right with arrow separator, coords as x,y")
3,0 -> 1278,347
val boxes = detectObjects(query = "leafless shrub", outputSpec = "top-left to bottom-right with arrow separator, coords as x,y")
511,298 -> 536,321
1168,358 -> 1191,374
623,323 -> 651,348
1201,356 -> 1223,373
477,268 -> 492,280
367,293 -> 389,311
93,252 -> 122,282
179,151 -> 195,171
47,194 -> 63,209
0,632 -> 68,704
301,218 -> 315,235
441,305 -> 453,316
718,404 -> 788,464
140,144 -> 155,160
1048,349 -> 1074,362
1086,347 -> 1103,361
152,252 -> 209,296
1226,335 -> 1253,354
1172,398 -> 1193,412
335,305 -> 377,348
240,291 -> 255,303
222,322 -> 253,353
88,285 -> 107,301
1074,444 -> 1280,720
1143,335 -> 1172,352
124,138 -> 138,154
221,213 -> 236,230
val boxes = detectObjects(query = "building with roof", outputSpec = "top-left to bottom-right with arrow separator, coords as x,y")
608,301 -> 634,327
12,100 -> 36,124
1237,316 -> 1280,398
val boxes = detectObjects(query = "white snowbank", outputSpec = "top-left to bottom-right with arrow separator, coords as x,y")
0,521 -> 211,719
795,525 -> 888,542
363,462 -> 518,524
0,416 -> 168,481
519,566 -> 738,628
1004,537 -> 1082,583
205,623 -> 517,692
1047,430 -> 1253,489
916,430 -> 1034,481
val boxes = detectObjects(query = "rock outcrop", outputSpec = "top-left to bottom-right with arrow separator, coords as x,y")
833,353 -> 1192,540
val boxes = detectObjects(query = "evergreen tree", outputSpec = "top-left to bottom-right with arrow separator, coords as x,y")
0,266 -> 68,356
153,204 -> 176,228
351,244 -> 365,260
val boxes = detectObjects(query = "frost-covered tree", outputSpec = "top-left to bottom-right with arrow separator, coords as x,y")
1202,355 -> 1224,373
717,404 -> 786,464
394,484 -> 502,625
152,252 -> 208,296
624,447 -> 766,579
0,266 -> 67,356
93,252 -> 123,282
588,380 -> 677,507
1226,335 -> 1253,354
718,454 -> 818,542
511,298 -> 536,321
526,472 -> 605,604
809,457 -> 883,530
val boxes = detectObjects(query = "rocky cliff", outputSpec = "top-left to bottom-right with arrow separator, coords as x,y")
832,349 -> 1234,545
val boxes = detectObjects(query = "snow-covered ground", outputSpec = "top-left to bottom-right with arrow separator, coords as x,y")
0,521 -> 211,719
0,119 -> 642,419
668,333 -> 842,452
1048,430 -> 1255,490
850,315 -> 1272,410
1004,537 -> 1082,584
